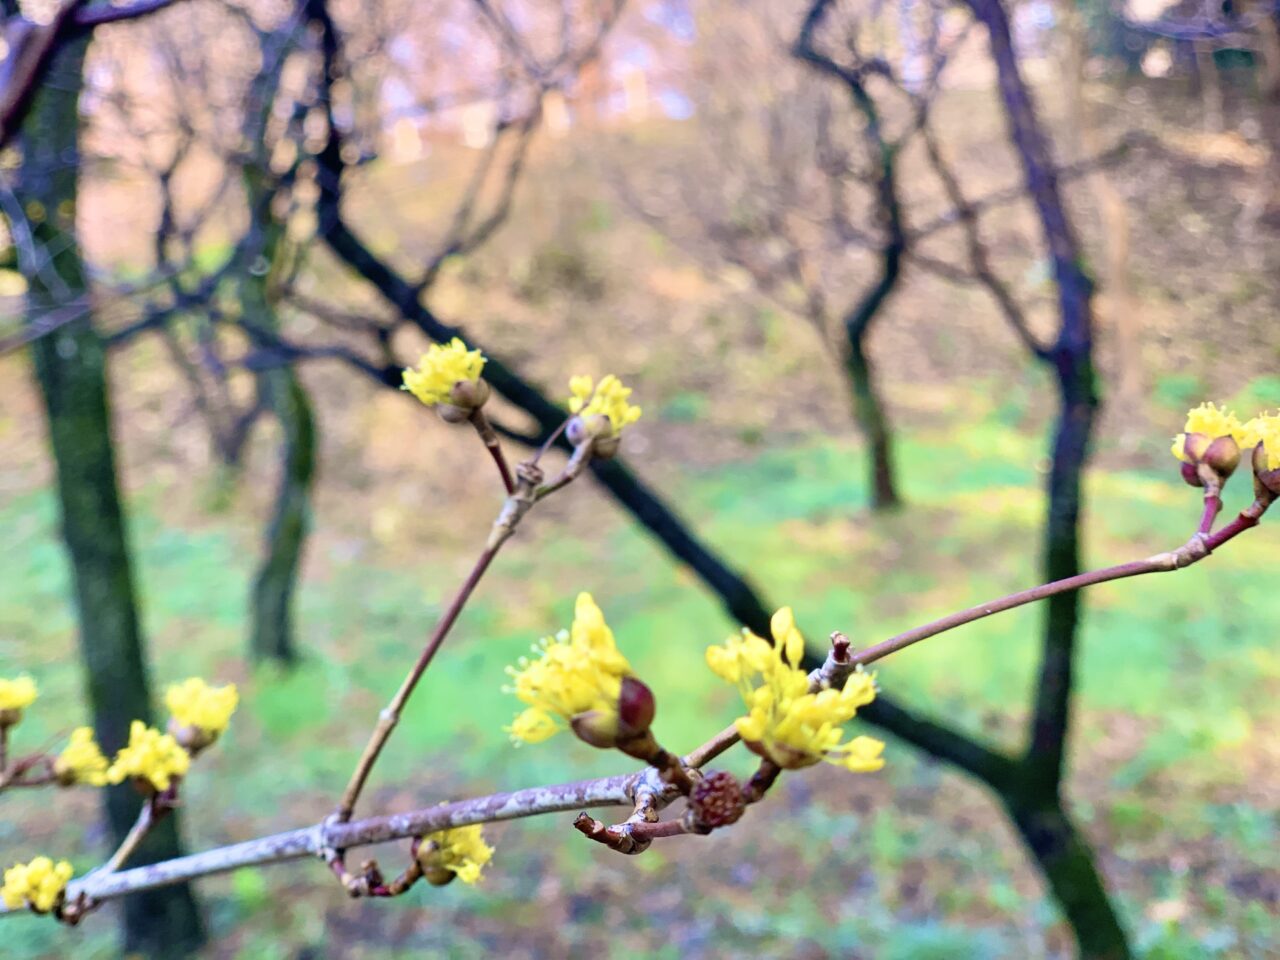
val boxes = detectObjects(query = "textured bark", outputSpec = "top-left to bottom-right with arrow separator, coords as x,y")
18,34 -> 204,957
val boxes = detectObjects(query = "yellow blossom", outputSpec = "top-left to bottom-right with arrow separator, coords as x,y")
402,338 -> 486,406
504,593 -> 633,745
705,607 -> 885,773
1,857 -> 73,913
0,675 -> 37,714
53,727 -> 109,787
567,374 -> 642,433
1171,402 -> 1245,462
416,823 -> 494,885
1241,411 -> 1280,471
165,678 -> 238,736
107,721 -> 190,793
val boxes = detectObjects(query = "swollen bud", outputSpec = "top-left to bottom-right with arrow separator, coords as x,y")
166,718 -> 217,756
685,770 -> 746,833
1175,431 -> 1239,488
616,676 -> 656,735
566,413 -> 620,459
437,378 -> 492,423
1252,441 -> 1280,501
568,676 -> 657,750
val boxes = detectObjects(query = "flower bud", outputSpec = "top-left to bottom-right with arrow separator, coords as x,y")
566,412 -> 616,452
1175,431 -> 1239,486
616,676 -> 656,736
167,718 -> 217,756
0,708 -> 22,728
569,709 -> 620,749
1202,435 -> 1241,477
686,770 -> 745,832
1253,441 -> 1280,499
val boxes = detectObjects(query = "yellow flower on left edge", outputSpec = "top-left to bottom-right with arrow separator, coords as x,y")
1,857 -> 73,913
504,593 -> 633,745
706,607 -> 885,773
0,675 -> 37,722
403,338 -> 486,406
107,721 -> 190,793
416,824 -> 494,885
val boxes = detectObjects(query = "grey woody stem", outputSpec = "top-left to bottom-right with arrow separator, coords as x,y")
100,796 -> 164,874
336,465 -> 552,823
14,775 -> 636,912
2,496 -> 1264,917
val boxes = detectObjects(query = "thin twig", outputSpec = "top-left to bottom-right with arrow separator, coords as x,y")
469,408 -> 515,495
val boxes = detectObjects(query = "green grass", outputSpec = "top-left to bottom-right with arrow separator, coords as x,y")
1,397 -> 1277,958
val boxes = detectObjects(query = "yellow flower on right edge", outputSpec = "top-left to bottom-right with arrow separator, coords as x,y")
1242,411 -> 1280,471
706,607 -> 884,773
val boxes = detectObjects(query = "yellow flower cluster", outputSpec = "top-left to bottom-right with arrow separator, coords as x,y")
402,338 -> 486,406
165,678 -> 238,736
505,593 -> 633,745
1242,411 -> 1280,471
54,727 -> 109,787
568,374 -> 642,433
1171,402 -> 1248,463
1,857 -> 73,913
417,824 -> 494,885
107,721 -> 190,793
706,608 -> 885,773
0,675 -> 37,714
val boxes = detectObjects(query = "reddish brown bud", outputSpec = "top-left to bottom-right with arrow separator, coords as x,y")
686,770 -> 745,832
1180,461 -> 1201,488
1202,435 -> 1241,477
616,676 -> 656,736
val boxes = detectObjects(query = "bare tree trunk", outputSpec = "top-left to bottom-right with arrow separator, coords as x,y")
969,0 -> 1131,955
18,33 -> 204,958
844,312 -> 902,511
249,369 -> 314,664
241,165 -> 314,665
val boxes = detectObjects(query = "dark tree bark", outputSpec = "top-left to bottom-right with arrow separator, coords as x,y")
249,369 -> 314,664
17,33 -> 204,958
794,4 -> 906,511
241,163 -> 315,665
965,0 -> 1128,956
